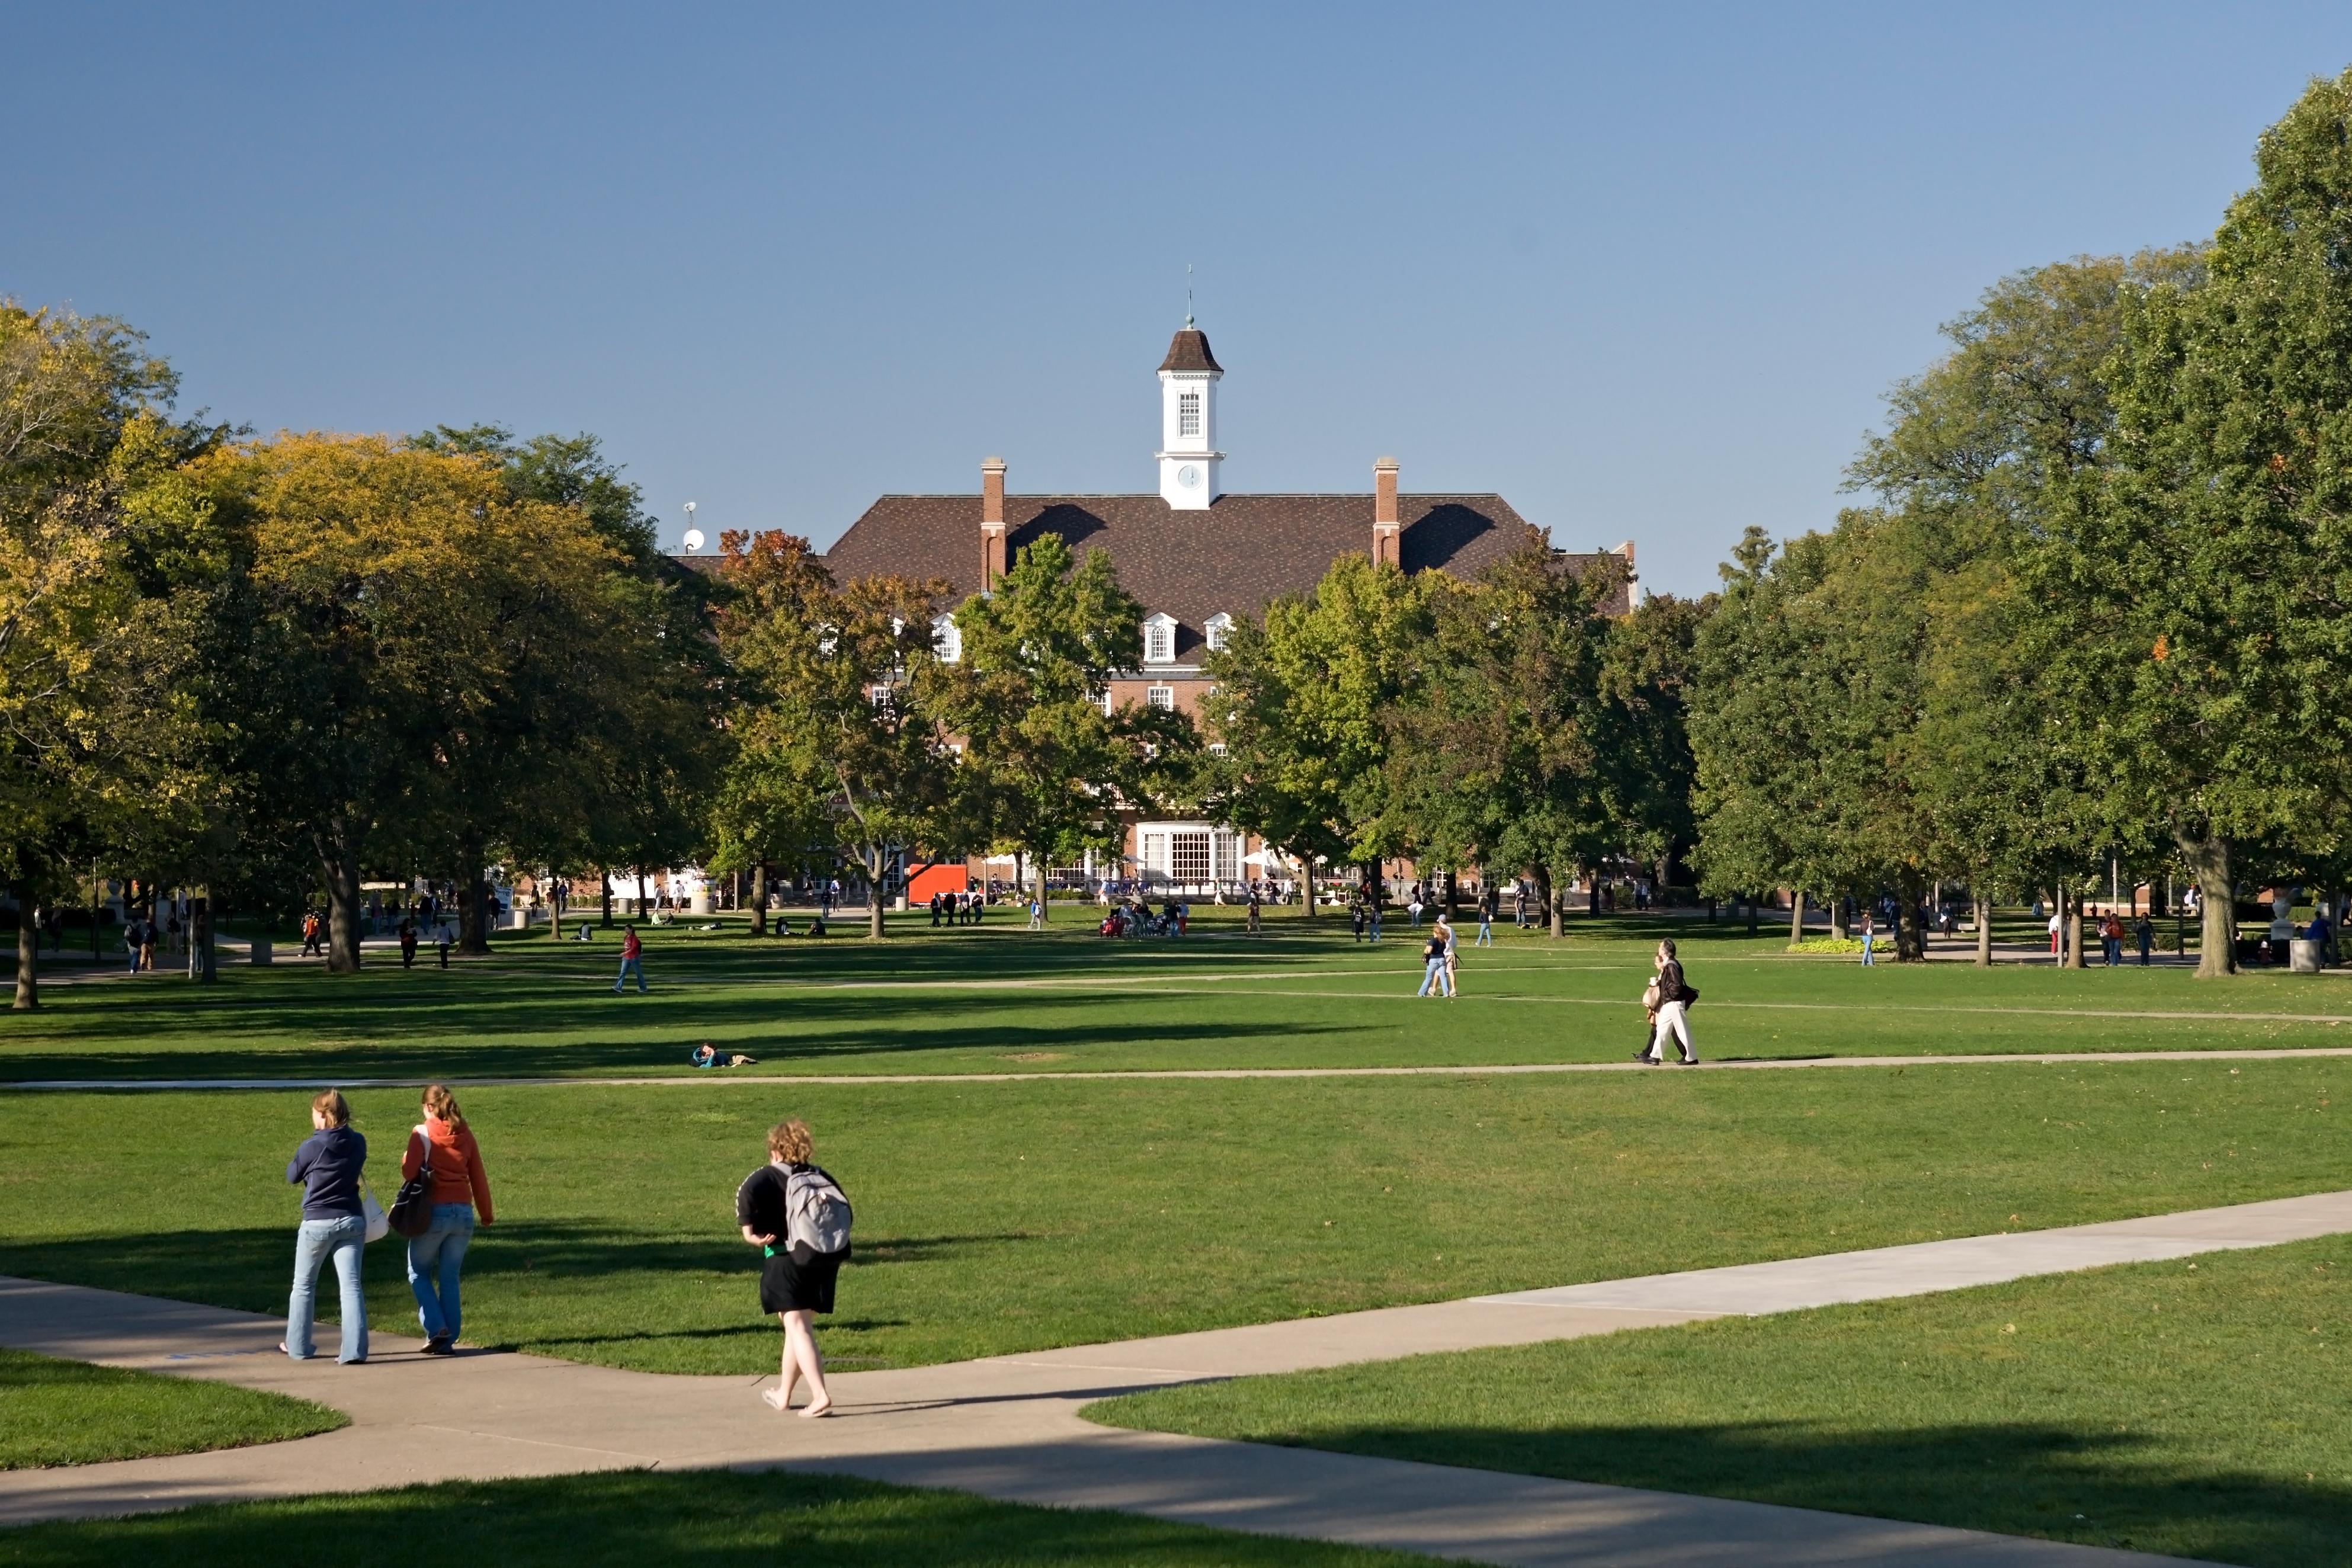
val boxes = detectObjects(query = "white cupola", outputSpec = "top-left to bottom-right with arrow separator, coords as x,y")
1156,319 -> 1223,510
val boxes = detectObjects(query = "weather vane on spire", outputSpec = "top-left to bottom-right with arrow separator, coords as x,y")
1185,262 -> 1194,329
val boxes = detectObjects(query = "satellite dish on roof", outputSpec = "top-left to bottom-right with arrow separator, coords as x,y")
682,528 -> 705,553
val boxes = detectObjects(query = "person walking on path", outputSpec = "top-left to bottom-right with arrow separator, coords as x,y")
1441,913 -> 1461,994
613,924 -> 646,993
399,917 -> 418,969
1475,889 -> 1495,947
1858,909 -> 1875,966
1350,899 -> 1366,943
2135,913 -> 2155,966
2101,912 -> 2124,967
1367,890 -> 1383,944
283,1090 -> 368,1364
137,914 -> 158,972
1247,886 -> 1263,934
1637,938 -> 1699,1066
736,1120 -> 849,1418
400,1085 -> 494,1356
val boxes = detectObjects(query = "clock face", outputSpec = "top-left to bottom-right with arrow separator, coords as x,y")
1178,464 -> 1202,489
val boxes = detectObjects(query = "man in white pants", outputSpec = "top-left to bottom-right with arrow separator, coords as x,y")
1638,937 -> 1698,1066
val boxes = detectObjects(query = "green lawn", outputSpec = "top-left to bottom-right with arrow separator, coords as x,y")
0,1348 -> 344,1468
0,1468 -> 1426,1566
0,1060 -> 2341,1372
3,915 -> 2350,1084
1090,1238 -> 2352,1568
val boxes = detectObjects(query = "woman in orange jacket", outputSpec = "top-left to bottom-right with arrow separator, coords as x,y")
402,1083 -> 494,1355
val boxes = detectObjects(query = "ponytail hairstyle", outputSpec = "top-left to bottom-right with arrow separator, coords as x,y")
312,1089 -> 351,1128
422,1083 -> 466,1132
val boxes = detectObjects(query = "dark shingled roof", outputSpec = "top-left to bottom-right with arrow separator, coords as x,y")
1157,328 -> 1222,374
818,492 -> 1627,660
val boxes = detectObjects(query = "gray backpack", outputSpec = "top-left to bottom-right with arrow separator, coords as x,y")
784,1165 -> 853,1262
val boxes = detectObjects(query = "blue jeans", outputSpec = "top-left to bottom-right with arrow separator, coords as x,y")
1476,919 -> 1493,946
1369,913 -> 1382,942
614,955 -> 645,992
287,1214 -> 367,1362
1418,957 -> 1453,996
407,1204 -> 475,1341
1860,933 -> 1874,965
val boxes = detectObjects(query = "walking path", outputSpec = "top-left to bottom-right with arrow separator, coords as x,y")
8,1189 -> 2348,1563
14,1042 -> 2352,1092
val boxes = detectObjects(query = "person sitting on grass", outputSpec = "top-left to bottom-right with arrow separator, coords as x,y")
691,1042 -> 758,1069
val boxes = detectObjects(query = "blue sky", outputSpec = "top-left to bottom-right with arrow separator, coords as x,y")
6,3 -> 2348,597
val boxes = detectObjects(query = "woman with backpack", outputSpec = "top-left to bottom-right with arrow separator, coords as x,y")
736,1119 -> 851,1417
1636,937 -> 1699,1065
400,1084 -> 494,1356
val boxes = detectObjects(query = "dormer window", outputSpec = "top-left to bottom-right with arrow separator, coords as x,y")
1204,612 -> 1233,653
933,614 -> 962,664
1178,392 -> 1201,438
1142,613 -> 1177,665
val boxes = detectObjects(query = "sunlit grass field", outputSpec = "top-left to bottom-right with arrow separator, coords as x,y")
1092,1237 -> 2352,1568
0,1056 -> 2340,1371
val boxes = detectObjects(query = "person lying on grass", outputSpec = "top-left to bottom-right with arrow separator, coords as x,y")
691,1043 -> 758,1069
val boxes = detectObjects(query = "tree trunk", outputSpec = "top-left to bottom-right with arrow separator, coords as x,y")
2175,829 -> 2236,977
2067,905 -> 2085,968
1533,864 -> 1553,939
1829,895 -> 1848,941
1028,846 -> 1049,923
459,838 -> 492,956
751,862 -> 770,936
316,823 -> 365,974
1745,893 -> 1758,937
1789,889 -> 1806,946
1444,869 -> 1460,922
862,848 -> 887,939
12,887 -> 37,1011
1975,894 -> 1992,967
600,869 -> 614,928
1895,870 -> 1926,961
1549,871 -> 1565,939
549,873 -> 565,942
636,869 -> 649,921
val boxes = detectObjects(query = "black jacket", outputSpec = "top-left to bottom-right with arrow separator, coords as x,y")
1654,959 -> 1691,1006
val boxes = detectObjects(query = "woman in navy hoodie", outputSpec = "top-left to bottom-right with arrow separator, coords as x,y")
284,1089 -> 368,1363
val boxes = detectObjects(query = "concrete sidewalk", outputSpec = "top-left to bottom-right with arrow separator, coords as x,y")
10,1189 -> 2344,1564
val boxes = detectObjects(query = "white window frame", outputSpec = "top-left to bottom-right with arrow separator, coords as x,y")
933,614 -> 962,663
1147,685 -> 1175,711
1178,391 -> 1201,438
1142,613 -> 1177,665
1204,612 -> 1232,652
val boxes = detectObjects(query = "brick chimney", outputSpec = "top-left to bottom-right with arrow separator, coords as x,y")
1372,457 -> 1401,567
980,457 -> 1007,588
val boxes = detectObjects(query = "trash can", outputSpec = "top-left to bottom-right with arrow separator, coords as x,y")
691,892 -> 714,915
2291,938 -> 2325,974
249,938 -> 272,966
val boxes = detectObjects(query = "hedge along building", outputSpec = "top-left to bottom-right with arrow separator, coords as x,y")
780,319 -> 1636,899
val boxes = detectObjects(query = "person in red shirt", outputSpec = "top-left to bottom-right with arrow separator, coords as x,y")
401,1084 -> 494,1356
613,924 -> 646,994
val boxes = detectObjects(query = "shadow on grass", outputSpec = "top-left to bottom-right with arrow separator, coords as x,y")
0,980 -> 1363,1082
1195,1418 -> 2351,1566
0,1467 -> 1392,1567
0,1223 -> 1049,1325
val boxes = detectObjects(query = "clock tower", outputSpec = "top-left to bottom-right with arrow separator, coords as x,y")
1155,318 -> 1223,509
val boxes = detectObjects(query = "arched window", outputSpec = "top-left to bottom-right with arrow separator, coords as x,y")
1143,613 -> 1176,664
1204,612 -> 1233,652
933,614 -> 962,663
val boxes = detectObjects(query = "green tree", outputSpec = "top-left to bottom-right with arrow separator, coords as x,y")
2028,71 -> 2352,975
950,534 -> 1179,917
1381,535 -> 1621,935
717,530 -> 954,939
0,303 -> 219,1006
1204,553 -> 1428,905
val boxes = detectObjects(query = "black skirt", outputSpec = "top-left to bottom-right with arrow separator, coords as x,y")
759,1250 -> 840,1315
